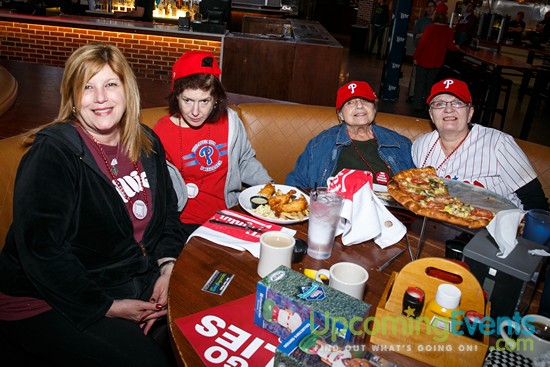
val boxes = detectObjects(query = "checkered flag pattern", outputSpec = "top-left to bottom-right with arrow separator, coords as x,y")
483,350 -> 533,367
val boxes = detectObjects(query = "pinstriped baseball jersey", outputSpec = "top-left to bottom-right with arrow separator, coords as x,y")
411,124 -> 536,208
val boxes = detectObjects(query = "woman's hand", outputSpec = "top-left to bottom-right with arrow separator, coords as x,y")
106,260 -> 175,334
106,299 -> 165,323
138,261 -> 175,334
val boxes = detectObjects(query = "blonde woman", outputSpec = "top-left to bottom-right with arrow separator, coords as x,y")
0,43 -> 183,366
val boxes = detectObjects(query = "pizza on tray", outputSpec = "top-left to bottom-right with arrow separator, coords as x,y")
387,167 -> 494,229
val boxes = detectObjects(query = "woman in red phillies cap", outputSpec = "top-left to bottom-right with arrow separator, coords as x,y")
286,81 -> 415,188
411,78 -> 548,210
153,51 -> 272,235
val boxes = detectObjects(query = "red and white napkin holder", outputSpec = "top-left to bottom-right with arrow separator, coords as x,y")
328,169 -> 406,248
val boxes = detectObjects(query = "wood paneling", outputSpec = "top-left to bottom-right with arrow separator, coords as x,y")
222,24 -> 342,106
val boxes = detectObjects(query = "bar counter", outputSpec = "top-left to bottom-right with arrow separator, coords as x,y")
0,9 -> 224,39
0,10 -> 341,105
0,9 -> 223,81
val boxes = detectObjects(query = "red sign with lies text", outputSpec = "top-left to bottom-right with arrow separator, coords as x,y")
175,294 -> 280,367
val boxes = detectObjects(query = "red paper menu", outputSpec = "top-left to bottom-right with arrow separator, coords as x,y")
204,210 -> 284,241
175,294 -> 280,367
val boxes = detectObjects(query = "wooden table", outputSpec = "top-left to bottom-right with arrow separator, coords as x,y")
459,47 -> 534,128
166,208 -> 463,367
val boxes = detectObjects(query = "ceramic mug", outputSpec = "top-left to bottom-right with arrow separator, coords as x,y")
499,314 -> 550,360
315,262 -> 369,300
257,231 -> 295,278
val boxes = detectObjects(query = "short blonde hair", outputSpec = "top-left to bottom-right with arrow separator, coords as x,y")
28,43 -> 152,160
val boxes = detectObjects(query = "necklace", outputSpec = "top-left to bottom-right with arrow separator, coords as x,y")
421,133 -> 469,171
82,127 -> 149,220
110,144 -> 120,175
346,129 -> 392,184
178,116 -> 211,199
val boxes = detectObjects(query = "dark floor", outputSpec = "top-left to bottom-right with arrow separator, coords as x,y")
1,38 -> 548,145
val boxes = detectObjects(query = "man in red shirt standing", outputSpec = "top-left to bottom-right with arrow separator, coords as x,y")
413,12 -> 459,113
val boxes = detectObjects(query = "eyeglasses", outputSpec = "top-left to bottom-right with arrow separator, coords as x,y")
429,100 -> 470,109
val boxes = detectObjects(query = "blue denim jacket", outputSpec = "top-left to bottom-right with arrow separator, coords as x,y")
285,123 -> 415,188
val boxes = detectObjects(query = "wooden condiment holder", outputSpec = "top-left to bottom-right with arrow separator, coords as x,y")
370,257 -> 490,367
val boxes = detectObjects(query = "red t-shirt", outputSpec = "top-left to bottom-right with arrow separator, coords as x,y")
414,23 -> 458,69
154,115 -> 229,225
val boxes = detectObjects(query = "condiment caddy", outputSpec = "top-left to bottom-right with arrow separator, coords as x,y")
370,257 -> 490,367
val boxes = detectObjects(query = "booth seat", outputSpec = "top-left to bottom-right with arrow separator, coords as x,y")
0,65 -> 17,117
2,103 -> 550,249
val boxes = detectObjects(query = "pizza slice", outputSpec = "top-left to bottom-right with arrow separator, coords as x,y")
387,167 -> 494,229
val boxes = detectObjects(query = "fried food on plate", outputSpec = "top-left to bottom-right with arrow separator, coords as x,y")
257,182 -> 276,197
275,195 -> 308,216
268,189 -> 295,210
253,184 -> 309,220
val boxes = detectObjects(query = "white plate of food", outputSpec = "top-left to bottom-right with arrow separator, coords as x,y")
238,184 -> 310,224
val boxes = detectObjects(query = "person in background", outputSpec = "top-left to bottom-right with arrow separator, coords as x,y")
505,11 -> 526,45
526,20 -> 546,48
540,11 -> 550,44
454,1 -> 478,46
114,0 -> 155,22
435,0 -> 448,17
153,51 -> 272,236
369,0 -> 390,58
412,78 -> 549,210
0,43 -> 184,366
413,12 -> 459,114
408,0 -> 436,103
286,81 -> 415,189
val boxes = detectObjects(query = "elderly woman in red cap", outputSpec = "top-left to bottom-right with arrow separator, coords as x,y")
412,78 -> 548,210
154,51 -> 272,235
286,80 -> 415,189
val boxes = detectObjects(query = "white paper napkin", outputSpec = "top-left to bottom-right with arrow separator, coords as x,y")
486,209 -> 525,258
528,249 -> 550,256
187,210 -> 296,258
328,169 -> 406,248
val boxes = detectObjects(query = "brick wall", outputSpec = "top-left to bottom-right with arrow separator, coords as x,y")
357,0 -> 375,25
0,20 -> 222,82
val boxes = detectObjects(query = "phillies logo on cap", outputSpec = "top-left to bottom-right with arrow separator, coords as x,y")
443,79 -> 454,89
426,78 -> 472,104
336,81 -> 377,110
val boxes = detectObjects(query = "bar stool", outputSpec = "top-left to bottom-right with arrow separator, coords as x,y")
490,78 -> 513,130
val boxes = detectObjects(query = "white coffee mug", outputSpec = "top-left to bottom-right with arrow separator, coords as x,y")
257,231 -> 295,278
315,262 -> 369,300
499,314 -> 550,360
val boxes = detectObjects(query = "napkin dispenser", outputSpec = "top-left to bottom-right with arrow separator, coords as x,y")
463,229 -> 546,320
254,265 -> 370,343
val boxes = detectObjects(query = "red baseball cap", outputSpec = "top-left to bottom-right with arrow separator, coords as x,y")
435,3 -> 447,14
426,78 -> 472,104
336,81 -> 377,110
171,51 -> 221,90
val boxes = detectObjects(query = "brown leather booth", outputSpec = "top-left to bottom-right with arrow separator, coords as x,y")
0,65 -> 17,118
2,103 -> 550,249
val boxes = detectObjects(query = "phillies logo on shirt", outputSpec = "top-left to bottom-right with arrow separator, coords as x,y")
183,139 -> 227,172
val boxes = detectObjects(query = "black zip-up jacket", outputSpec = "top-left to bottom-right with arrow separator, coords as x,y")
0,123 -> 185,330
